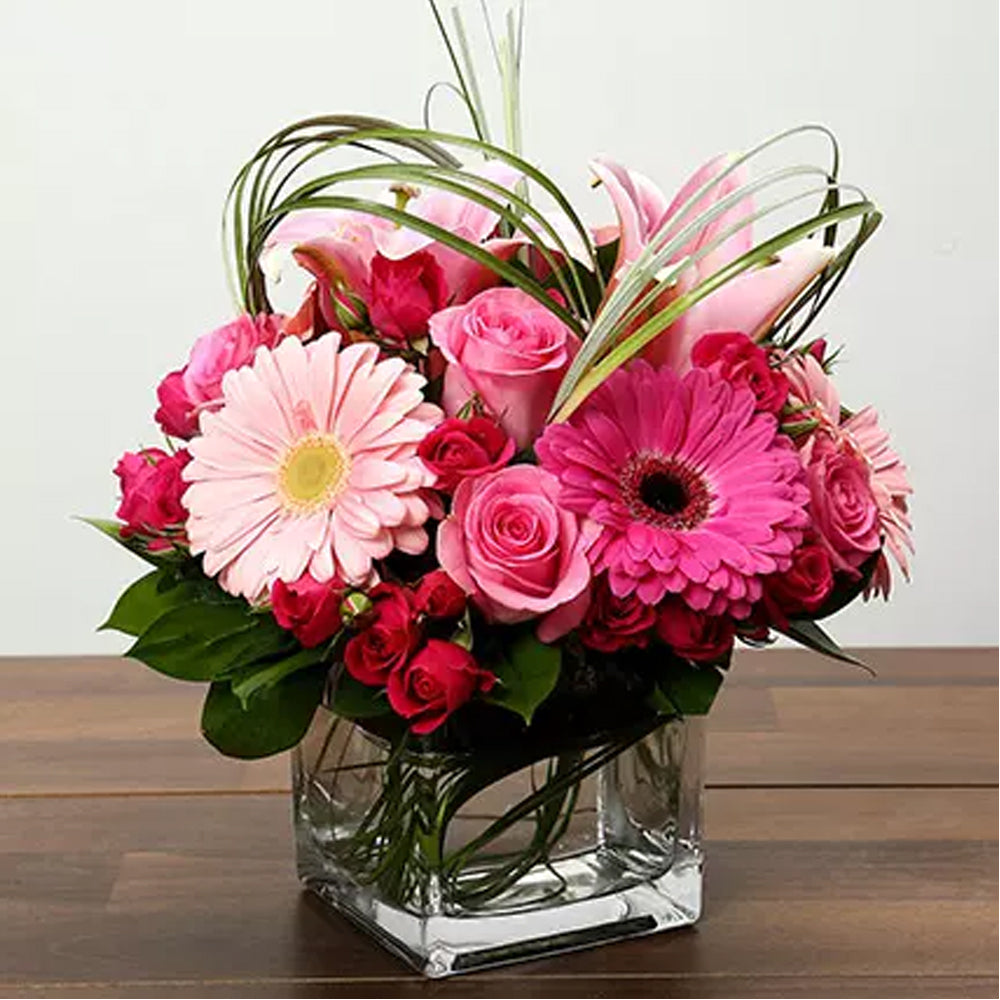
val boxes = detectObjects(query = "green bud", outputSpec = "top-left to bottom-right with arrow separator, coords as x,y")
340,591 -> 373,626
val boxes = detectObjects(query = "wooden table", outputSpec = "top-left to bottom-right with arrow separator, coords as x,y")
1,649 -> 996,998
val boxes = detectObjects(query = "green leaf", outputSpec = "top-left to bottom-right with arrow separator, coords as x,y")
328,670 -> 390,719
231,647 -> 328,708
485,632 -> 561,725
779,618 -> 873,672
201,665 -> 328,759
78,517 -> 173,567
126,603 -> 296,682
652,660 -> 725,716
100,569 -> 203,636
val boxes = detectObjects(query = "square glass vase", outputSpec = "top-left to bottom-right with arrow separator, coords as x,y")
292,706 -> 704,978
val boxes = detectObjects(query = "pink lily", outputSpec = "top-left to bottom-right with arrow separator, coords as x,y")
591,156 -> 834,370
260,162 -> 525,336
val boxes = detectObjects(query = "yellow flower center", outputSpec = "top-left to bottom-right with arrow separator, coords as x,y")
278,434 -> 349,513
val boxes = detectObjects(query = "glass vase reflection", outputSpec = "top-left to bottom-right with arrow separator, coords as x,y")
292,697 -> 704,978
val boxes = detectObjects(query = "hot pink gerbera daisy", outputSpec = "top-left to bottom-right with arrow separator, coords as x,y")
183,334 -> 441,601
536,363 -> 809,617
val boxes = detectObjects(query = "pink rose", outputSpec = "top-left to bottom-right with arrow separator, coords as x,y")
802,433 -> 880,574
579,575 -> 657,653
154,369 -> 200,440
368,251 -> 448,344
183,314 -> 285,409
430,287 -> 580,449
437,465 -> 592,641
764,539 -> 835,619
417,416 -> 515,493
386,639 -> 496,735
691,332 -> 790,414
271,573 -> 346,648
114,448 -> 190,543
655,599 -> 734,662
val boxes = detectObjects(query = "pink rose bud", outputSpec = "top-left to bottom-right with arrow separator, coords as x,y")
182,313 -> 285,409
386,639 -> 495,735
430,287 -> 580,449
154,369 -> 200,440
271,574 -> 346,648
417,416 -> 515,493
368,251 -> 448,345
114,448 -> 191,541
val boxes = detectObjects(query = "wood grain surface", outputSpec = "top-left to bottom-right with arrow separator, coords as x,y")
0,648 -> 996,998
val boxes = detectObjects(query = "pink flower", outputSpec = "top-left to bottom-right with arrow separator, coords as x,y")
183,336 -> 441,601
154,370 -> 200,440
841,406 -> 913,597
386,639 -> 496,736
437,465 -> 593,642
591,156 -> 834,371
417,416 -> 515,493
691,332 -> 789,414
655,599 -> 734,662
763,539 -> 835,619
368,250 -> 448,345
430,287 -> 580,449
271,573 -> 345,648
183,314 -> 285,410
373,162 -> 525,302
343,584 -> 419,687
783,353 -> 913,593
261,163 -> 526,333
801,433 -> 880,575
114,448 -> 190,542
578,575 -> 657,653
153,314 -> 286,441
537,362 -> 809,618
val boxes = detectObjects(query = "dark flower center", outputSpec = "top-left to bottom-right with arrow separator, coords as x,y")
639,472 -> 690,517
620,453 -> 712,531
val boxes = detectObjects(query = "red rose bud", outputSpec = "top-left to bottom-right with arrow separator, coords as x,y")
691,331 -> 790,415
656,599 -> 735,662
579,575 -> 656,653
368,250 -> 448,345
114,448 -> 190,540
271,574 -> 345,648
806,338 -> 828,363
417,416 -> 516,493
412,570 -> 467,620
154,370 -> 200,439
764,540 -> 835,618
386,639 -> 496,735
343,583 -> 419,686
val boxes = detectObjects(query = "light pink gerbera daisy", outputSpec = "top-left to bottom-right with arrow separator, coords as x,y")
183,334 -> 442,601
536,363 -> 809,617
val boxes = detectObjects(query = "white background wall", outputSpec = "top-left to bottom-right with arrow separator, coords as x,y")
1,0 -> 996,654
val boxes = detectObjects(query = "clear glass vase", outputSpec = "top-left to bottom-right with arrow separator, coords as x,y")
292,704 -> 704,978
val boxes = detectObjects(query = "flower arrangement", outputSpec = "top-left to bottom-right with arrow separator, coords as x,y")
87,1 -> 911,974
